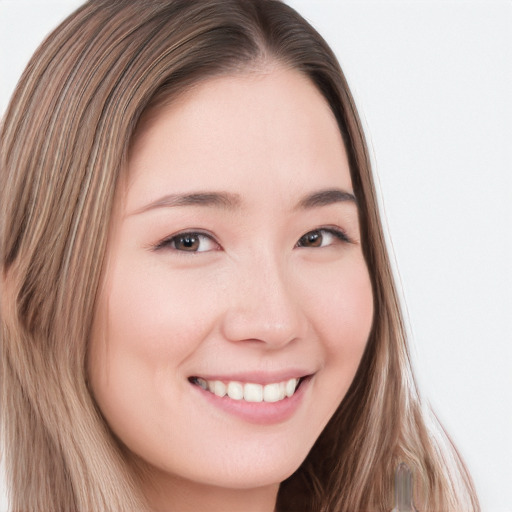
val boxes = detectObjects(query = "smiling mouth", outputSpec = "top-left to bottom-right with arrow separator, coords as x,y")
188,376 -> 308,403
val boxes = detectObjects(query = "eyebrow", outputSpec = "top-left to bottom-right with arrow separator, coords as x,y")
130,192 -> 242,215
129,187 -> 356,216
296,188 -> 357,209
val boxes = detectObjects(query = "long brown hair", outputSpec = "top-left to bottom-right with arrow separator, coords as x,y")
0,1 -> 479,510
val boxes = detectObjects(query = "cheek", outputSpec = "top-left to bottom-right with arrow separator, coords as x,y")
97,259 -> 220,363
302,257 -> 373,412
306,256 -> 374,356
86,259 -> 221,445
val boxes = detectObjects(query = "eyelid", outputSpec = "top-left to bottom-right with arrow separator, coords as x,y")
296,227 -> 353,248
153,230 -> 221,253
151,226 -> 352,253
323,227 -> 352,243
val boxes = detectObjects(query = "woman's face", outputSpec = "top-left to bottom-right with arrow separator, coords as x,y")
88,67 -> 373,495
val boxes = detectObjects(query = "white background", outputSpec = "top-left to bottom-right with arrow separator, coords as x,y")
1,1 -> 511,511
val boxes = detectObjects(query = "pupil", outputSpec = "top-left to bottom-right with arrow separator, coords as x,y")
303,231 -> 322,247
179,235 -> 198,250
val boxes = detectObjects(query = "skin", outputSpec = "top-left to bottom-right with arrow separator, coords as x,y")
88,66 -> 374,512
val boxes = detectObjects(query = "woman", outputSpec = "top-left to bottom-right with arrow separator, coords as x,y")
0,1 -> 480,511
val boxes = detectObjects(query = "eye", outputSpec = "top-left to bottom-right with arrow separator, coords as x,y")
296,228 -> 350,248
156,232 -> 220,253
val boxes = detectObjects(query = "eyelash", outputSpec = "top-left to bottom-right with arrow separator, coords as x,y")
154,227 -> 352,253
296,227 -> 352,248
154,231 -> 219,253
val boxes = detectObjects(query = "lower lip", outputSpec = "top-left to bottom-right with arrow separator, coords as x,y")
190,378 -> 310,425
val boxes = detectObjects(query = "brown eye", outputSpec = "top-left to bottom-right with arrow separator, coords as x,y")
156,232 -> 219,253
298,231 -> 323,247
174,234 -> 200,251
296,228 -> 351,249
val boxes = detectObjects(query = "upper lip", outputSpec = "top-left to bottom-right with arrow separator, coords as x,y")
189,369 -> 315,385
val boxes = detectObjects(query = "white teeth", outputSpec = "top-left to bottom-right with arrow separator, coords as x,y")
227,381 -> 244,400
263,383 -> 281,403
213,381 -> 226,397
285,378 -> 297,397
244,383 -> 263,402
194,377 -> 300,403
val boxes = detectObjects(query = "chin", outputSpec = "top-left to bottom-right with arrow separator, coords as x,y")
136,439 -> 310,492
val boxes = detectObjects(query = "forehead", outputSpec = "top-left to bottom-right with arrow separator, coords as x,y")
125,67 -> 351,212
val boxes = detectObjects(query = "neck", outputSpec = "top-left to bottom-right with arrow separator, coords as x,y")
142,472 -> 279,512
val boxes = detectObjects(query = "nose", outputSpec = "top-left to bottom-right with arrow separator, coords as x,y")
220,252 -> 307,349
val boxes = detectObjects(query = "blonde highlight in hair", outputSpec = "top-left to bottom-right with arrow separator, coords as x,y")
1,1 -> 479,510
